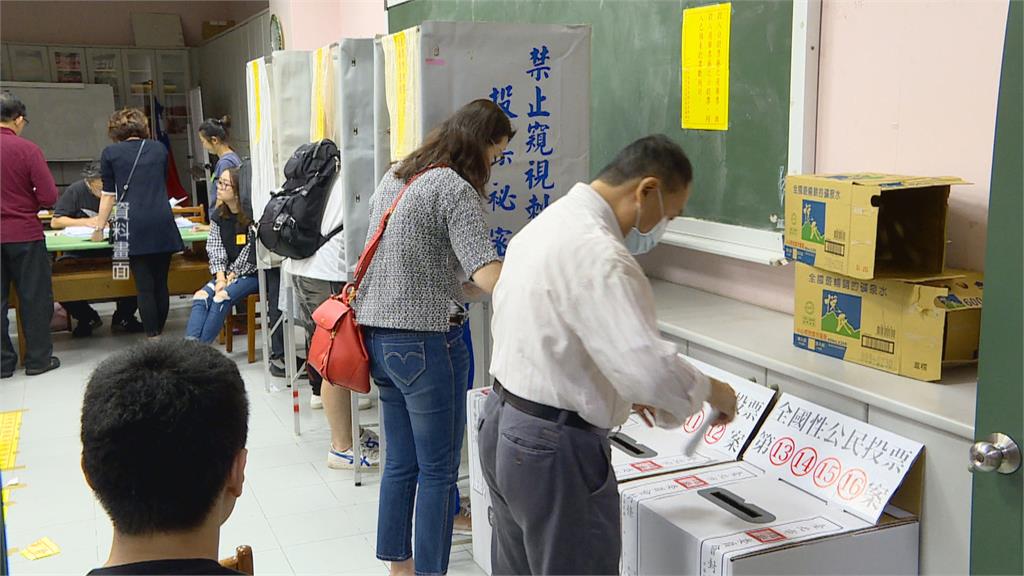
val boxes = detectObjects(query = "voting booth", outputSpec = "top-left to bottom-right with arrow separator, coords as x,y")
377,19 -> 593,394
467,357 -> 776,575
245,41 -> 377,424
377,20 -> 591,249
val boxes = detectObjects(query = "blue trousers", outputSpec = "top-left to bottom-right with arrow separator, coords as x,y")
185,275 -> 259,343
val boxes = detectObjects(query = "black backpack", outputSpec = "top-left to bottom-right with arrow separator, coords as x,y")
257,139 -> 343,259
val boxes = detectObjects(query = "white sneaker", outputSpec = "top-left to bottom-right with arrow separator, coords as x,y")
310,393 -> 323,410
327,430 -> 380,469
327,444 -> 380,469
358,396 -> 373,410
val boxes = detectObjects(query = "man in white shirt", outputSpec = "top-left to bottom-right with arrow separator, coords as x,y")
480,135 -> 737,575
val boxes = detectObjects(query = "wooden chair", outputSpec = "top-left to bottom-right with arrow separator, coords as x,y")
219,545 -> 254,575
173,204 -> 207,224
223,293 -> 261,364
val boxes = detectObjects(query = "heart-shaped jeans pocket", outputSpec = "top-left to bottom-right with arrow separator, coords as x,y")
382,342 -> 427,387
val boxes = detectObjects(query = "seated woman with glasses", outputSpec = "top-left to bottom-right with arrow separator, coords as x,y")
184,168 -> 258,343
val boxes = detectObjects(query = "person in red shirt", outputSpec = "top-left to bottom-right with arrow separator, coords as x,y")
0,91 -> 60,377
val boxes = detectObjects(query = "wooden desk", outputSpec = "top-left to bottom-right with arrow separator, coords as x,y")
9,250 -> 212,364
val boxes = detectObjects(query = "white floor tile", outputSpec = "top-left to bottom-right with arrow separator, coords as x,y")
220,513 -> 282,554
252,480 -> 337,519
247,461 -> 326,494
447,550 -> 487,576
326,477 -> 382,506
283,534 -> 386,575
269,505 -> 368,547
249,547 -> 296,576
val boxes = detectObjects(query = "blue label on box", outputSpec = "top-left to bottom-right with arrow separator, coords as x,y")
793,334 -> 847,360
784,245 -> 817,266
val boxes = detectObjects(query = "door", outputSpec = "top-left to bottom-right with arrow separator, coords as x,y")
969,3 -> 1022,574
87,48 -> 126,108
48,46 -> 88,83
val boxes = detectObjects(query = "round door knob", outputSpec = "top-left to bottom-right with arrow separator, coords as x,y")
968,433 -> 1021,474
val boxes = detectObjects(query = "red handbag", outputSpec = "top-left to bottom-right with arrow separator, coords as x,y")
308,168 -> 435,393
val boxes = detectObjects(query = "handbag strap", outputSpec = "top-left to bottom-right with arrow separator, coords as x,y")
116,139 -> 147,204
348,165 -> 444,298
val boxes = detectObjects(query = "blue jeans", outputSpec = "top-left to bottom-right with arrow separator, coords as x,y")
185,275 -> 259,343
366,325 -> 469,576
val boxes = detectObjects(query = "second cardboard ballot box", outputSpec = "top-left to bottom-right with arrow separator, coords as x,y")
793,262 -> 983,381
784,173 -> 967,279
467,357 -> 776,574
621,393 -> 924,576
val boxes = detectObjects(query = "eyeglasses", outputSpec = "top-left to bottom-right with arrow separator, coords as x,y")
216,180 -> 233,189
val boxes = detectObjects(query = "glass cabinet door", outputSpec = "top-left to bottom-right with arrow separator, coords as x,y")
87,48 -> 126,108
156,50 -> 190,135
49,46 -> 88,83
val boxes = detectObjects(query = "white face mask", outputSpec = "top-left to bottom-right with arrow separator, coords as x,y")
624,188 -> 669,255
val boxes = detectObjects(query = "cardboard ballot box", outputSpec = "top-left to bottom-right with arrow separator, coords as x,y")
784,173 -> 967,280
793,262 -> 983,381
467,356 -> 777,574
621,393 -> 924,576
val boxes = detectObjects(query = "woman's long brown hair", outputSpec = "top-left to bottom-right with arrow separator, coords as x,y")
394,99 -> 516,194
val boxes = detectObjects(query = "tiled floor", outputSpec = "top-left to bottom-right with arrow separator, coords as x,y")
2,302 -> 483,576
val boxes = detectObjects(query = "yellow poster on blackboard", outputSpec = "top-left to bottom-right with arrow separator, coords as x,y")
682,3 -> 731,131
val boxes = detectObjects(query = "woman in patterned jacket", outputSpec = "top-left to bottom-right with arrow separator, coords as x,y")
353,99 -> 511,576
184,167 -> 257,343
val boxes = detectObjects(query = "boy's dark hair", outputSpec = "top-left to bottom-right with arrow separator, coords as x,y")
1,91 -> 27,123
81,339 -> 249,535
596,134 -> 694,193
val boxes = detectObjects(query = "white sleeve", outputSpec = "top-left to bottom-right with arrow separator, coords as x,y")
565,255 -> 711,428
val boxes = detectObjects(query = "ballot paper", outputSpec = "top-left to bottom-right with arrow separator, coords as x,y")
61,227 -> 107,239
175,217 -> 196,229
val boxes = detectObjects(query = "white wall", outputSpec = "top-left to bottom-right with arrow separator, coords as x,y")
192,11 -> 273,158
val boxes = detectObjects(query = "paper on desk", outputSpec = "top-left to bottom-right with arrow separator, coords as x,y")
175,217 -> 197,229
62,227 -> 107,239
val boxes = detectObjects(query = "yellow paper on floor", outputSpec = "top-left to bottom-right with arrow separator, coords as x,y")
0,410 -> 24,470
20,537 -> 61,560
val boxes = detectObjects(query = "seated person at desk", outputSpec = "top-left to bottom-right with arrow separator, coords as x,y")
50,162 -> 144,336
185,168 -> 258,343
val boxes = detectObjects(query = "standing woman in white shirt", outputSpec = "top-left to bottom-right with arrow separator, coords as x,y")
352,99 -> 510,576
481,135 -> 738,575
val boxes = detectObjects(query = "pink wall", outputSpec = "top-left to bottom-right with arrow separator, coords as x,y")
268,0 -> 388,49
815,0 -> 1008,272
0,1 -> 268,47
644,0 -> 1009,313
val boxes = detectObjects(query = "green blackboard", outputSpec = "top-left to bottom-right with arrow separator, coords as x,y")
389,0 -> 795,231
